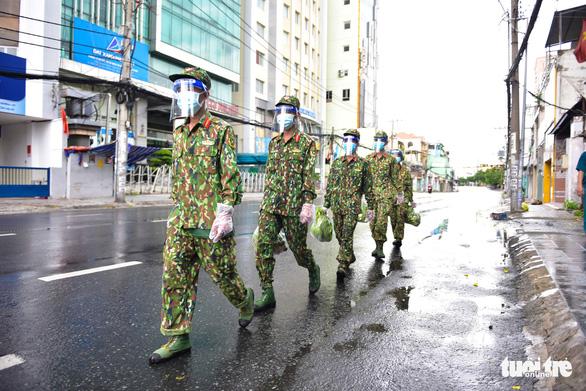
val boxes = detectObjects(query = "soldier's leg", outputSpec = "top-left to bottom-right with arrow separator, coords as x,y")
150,226 -> 198,364
336,214 -> 359,279
160,226 -> 199,336
255,210 -> 282,290
333,212 -> 345,261
198,236 -> 254,327
370,201 -> 389,257
393,203 -> 407,241
283,215 -> 320,293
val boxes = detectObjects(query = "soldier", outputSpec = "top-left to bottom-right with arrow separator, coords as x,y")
323,129 -> 374,279
253,95 -> 320,311
149,67 -> 254,365
366,131 -> 403,259
389,150 -> 414,247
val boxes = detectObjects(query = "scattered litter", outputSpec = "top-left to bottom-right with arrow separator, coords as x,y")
464,274 -> 469,277
489,325 -> 493,330
459,243 -> 470,248
474,283 -> 478,287
490,212 -> 507,220
504,270 -> 509,273
512,387 -> 520,390
176,375 -> 185,380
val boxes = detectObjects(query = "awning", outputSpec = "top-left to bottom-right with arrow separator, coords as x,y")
237,153 -> 268,164
89,142 -> 161,165
545,5 -> 586,47
548,98 -> 586,136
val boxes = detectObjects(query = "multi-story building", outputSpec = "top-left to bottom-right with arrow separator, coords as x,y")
234,0 -> 326,159
325,0 -> 378,137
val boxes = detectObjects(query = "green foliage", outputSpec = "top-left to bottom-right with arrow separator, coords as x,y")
149,149 -> 172,167
458,166 -> 503,187
574,210 -> 583,217
564,199 -> 581,210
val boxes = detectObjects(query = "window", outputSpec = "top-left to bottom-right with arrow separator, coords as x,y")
283,4 -> 289,18
283,31 -> 289,43
342,89 -> 350,101
294,63 -> 299,75
257,0 -> 265,10
304,68 -> 308,79
283,85 -> 288,96
295,11 -> 300,24
326,91 -> 332,102
343,45 -> 349,52
408,142 -> 414,148
294,88 -> 299,97
311,96 -> 315,110
312,25 -> 315,36
295,37 -> 300,50
256,79 -> 264,94
344,0 -> 350,4
344,21 -> 351,29
312,49 -> 315,60
303,93 -> 308,106
282,57 -> 289,71
257,22 -> 265,38
305,18 -> 309,31
256,51 -> 265,66
304,43 -> 308,55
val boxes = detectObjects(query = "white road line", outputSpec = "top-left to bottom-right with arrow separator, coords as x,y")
0,233 -> 16,237
150,219 -> 167,223
38,261 -> 142,282
251,211 -> 260,214
0,354 -> 25,371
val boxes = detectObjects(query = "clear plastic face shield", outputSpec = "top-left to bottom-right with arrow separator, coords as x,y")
373,137 -> 387,152
390,150 -> 403,163
170,78 -> 208,120
273,105 -> 299,133
343,135 -> 359,156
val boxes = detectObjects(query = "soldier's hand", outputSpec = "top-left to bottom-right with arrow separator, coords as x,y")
397,194 -> 405,205
411,202 -> 417,208
365,209 -> 375,223
300,203 -> 316,224
209,204 -> 234,243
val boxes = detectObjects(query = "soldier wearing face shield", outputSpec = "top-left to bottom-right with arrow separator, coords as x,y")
389,149 -> 414,247
254,95 -> 320,311
323,129 -> 374,279
149,67 -> 254,364
365,131 -> 403,259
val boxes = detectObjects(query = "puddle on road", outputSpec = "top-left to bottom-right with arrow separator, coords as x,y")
387,286 -> 414,310
419,219 -> 449,243
333,323 -> 388,352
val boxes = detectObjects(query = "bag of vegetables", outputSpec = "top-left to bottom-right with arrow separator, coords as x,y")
310,207 -> 333,242
252,227 -> 288,254
357,201 -> 368,223
405,206 -> 421,226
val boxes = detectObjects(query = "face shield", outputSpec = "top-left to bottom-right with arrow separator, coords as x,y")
343,135 -> 359,156
170,78 -> 208,121
390,150 -> 403,163
373,137 -> 387,152
273,105 -> 299,133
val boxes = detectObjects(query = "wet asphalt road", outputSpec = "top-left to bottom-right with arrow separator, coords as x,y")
0,187 -> 535,390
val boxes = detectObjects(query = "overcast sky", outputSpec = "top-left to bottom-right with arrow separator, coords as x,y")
376,0 -> 585,176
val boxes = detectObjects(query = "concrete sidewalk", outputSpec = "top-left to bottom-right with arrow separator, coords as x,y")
504,202 -> 586,390
0,193 -> 265,215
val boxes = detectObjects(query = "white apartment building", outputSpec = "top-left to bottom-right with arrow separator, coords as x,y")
235,0 -> 327,156
326,0 -> 378,138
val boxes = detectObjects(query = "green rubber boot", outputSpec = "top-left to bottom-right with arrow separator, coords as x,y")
336,264 -> 349,280
308,263 -> 321,293
238,287 -> 255,328
371,241 -> 384,258
149,334 -> 191,364
254,286 -> 276,312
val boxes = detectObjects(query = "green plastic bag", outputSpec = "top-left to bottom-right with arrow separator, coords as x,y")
357,201 -> 368,223
252,227 -> 287,254
405,206 -> 421,227
310,207 -> 333,242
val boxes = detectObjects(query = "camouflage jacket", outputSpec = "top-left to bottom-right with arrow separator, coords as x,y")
398,163 -> 413,203
365,152 -> 402,205
168,111 -> 242,235
324,155 -> 372,215
260,129 -> 317,216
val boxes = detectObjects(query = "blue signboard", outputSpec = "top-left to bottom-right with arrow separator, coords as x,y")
0,52 -> 26,115
72,18 -> 149,82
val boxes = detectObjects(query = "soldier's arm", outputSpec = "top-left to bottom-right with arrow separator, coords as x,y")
219,124 -> 243,207
404,169 -> 413,202
301,139 -> 318,203
364,160 -> 375,209
391,158 -> 404,195
323,159 -> 336,208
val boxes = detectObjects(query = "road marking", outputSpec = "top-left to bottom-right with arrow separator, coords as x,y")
0,233 -> 16,237
0,354 -> 25,370
149,219 -> 167,223
38,261 -> 142,282
251,211 -> 260,214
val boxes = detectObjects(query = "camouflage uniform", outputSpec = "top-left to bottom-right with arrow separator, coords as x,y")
256,96 -> 318,290
390,163 -> 413,241
324,131 -> 371,268
366,132 -> 402,245
159,68 -> 248,336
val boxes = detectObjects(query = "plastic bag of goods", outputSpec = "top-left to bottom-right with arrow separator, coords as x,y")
405,206 -> 421,226
357,201 -> 368,223
310,207 -> 333,242
252,227 -> 288,254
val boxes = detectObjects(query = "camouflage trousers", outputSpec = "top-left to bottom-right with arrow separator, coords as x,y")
390,203 -> 409,240
333,212 -> 358,267
255,209 -> 316,290
369,199 -> 393,243
160,225 -> 248,336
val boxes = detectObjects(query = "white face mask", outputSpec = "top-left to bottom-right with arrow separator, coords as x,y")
177,91 -> 203,118
343,141 -> 357,155
374,141 -> 386,152
277,113 -> 295,132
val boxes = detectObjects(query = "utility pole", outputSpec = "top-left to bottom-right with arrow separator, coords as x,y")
509,0 -> 521,212
115,0 -> 134,203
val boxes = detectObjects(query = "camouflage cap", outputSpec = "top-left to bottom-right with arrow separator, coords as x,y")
276,95 -> 300,111
343,129 -> 361,139
374,130 -> 388,139
169,66 -> 212,90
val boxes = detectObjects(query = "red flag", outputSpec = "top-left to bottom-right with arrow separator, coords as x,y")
574,18 -> 586,64
61,107 -> 69,137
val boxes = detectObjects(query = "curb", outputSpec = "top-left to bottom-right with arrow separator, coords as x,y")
508,232 -> 586,391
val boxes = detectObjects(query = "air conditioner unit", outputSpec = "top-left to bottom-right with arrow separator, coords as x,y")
338,70 -> 344,77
